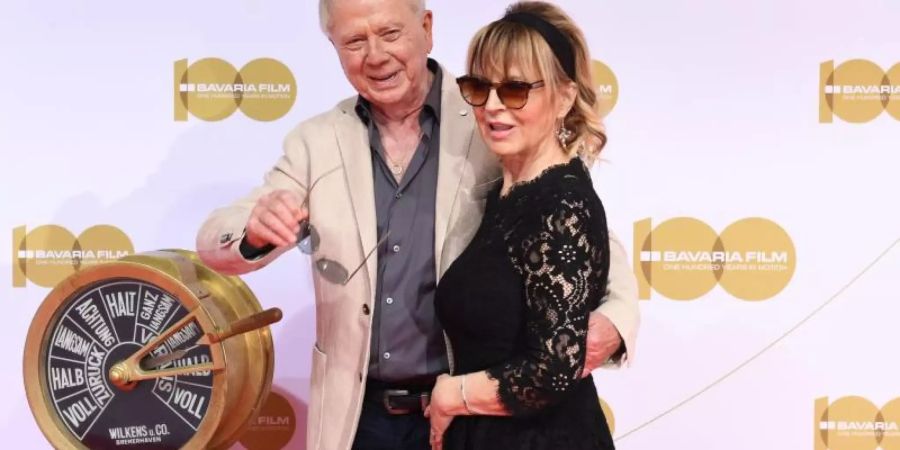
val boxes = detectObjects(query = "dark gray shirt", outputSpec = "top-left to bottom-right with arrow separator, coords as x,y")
355,59 -> 448,383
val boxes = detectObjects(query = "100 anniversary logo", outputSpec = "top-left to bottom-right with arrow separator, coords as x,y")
634,217 -> 796,301
174,58 -> 297,122
12,225 -> 134,288
820,59 -> 900,123
816,396 -> 900,450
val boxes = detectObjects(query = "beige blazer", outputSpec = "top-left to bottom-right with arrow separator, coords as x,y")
196,65 -> 639,450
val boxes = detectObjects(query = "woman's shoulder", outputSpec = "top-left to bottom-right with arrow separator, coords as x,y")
501,158 -> 606,233
536,158 -> 604,217
501,158 -> 593,202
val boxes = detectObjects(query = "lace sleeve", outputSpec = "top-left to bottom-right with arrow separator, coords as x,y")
485,194 -> 609,416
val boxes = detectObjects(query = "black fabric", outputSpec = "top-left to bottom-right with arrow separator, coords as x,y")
363,390 -> 431,414
239,235 -> 271,260
501,12 -> 576,80
353,399 -> 430,450
435,158 -> 614,449
363,378 -> 435,413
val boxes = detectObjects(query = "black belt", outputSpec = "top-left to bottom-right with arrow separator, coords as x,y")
364,379 -> 433,415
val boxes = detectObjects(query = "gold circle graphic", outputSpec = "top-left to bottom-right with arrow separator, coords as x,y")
642,217 -> 720,300
74,225 -> 135,271
19,225 -> 77,288
884,63 -> 900,121
238,58 -> 298,122
180,58 -> 241,122
717,218 -> 796,301
239,390 -> 297,450
829,59 -> 888,123
592,60 -> 619,118
880,397 -> 900,450
819,396 -> 897,450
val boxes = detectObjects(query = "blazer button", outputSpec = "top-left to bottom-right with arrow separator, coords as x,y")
362,304 -> 370,315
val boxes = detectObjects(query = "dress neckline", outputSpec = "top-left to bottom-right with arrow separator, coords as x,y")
497,157 -> 583,203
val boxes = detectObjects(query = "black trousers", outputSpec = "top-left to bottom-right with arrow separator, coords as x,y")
352,396 -> 430,450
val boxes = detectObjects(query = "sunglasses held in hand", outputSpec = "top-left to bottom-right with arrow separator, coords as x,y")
294,167 -> 390,286
295,220 -> 389,286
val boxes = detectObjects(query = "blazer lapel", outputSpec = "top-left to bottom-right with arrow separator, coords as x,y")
435,67 -> 477,279
335,101 -> 378,294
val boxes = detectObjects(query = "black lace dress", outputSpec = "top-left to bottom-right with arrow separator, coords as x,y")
435,158 -> 615,449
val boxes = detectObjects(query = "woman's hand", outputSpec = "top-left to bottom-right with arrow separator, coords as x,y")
425,374 -> 463,450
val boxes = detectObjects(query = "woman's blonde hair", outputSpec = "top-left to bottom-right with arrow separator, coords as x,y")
466,1 -> 607,164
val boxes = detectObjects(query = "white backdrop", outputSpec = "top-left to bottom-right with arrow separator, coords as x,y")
2,1 -> 899,449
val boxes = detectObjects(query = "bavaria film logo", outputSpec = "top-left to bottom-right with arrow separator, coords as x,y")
174,58 -> 297,122
634,218 -> 796,301
820,59 -> 900,123
12,225 -> 134,288
815,396 -> 900,450
592,60 -> 619,118
239,391 -> 297,450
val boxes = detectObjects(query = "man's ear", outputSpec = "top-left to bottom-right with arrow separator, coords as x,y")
423,10 -> 434,54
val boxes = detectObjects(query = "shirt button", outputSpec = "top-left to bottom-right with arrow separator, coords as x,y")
392,244 -> 401,253
386,297 -> 394,305
383,352 -> 391,360
362,304 -> 370,315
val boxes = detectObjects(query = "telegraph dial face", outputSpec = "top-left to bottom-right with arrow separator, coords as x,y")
26,262 -> 228,450
45,279 -> 213,448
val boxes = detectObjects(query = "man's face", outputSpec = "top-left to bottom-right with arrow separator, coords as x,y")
328,0 -> 433,112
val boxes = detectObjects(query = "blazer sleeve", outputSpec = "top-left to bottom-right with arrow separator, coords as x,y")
593,229 -> 640,367
195,125 -> 311,275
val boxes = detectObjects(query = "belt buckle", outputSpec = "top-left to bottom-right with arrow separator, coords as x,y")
383,389 -> 412,415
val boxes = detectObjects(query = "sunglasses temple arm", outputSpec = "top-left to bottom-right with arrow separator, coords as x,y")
342,231 -> 391,286
284,165 -> 343,210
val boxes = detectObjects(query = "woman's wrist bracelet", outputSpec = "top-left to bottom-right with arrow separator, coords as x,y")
460,374 -> 474,415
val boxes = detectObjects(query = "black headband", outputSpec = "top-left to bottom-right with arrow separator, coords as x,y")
500,12 -> 576,80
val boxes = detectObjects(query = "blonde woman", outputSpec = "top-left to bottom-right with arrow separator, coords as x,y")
426,2 -> 615,449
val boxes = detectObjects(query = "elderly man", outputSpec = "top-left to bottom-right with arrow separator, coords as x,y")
196,0 -> 639,449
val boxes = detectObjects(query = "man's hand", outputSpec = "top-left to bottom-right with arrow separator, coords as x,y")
581,312 -> 623,378
245,190 -> 307,248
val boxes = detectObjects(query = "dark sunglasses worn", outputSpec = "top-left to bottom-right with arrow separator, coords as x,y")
456,76 -> 545,109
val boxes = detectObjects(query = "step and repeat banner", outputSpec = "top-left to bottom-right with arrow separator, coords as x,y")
2,1 -> 898,449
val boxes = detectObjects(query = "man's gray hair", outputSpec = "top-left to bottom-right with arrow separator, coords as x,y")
319,0 -> 426,35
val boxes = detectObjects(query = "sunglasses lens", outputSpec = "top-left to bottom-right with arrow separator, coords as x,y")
497,82 -> 530,109
458,77 -> 489,106
315,258 -> 349,284
297,221 -> 320,254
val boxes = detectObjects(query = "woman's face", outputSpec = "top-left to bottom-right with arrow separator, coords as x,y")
473,64 -> 561,160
